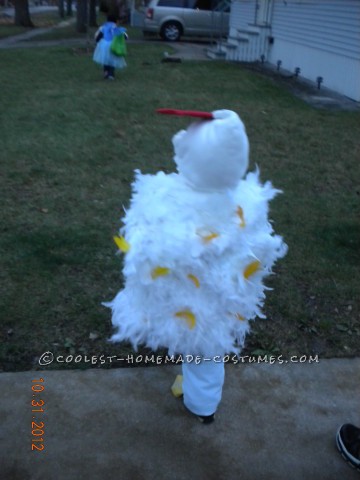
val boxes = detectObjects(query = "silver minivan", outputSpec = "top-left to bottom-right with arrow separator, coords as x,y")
143,0 -> 230,42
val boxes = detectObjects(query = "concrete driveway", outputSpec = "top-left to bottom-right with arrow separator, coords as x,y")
1,358 -> 359,479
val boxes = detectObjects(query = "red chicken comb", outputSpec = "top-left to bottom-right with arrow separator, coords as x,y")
157,109 -> 214,120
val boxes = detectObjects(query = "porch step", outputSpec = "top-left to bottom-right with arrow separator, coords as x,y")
246,24 -> 262,34
206,45 -> 227,59
226,23 -> 271,62
237,32 -> 250,41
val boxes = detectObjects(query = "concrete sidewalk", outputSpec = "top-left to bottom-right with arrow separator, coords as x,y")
0,17 -> 76,48
1,358 -> 359,479
0,29 -> 211,62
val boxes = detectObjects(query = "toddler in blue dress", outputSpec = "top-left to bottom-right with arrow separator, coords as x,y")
93,14 -> 127,80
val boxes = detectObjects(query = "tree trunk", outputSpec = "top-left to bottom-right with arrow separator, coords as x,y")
14,0 -> 34,27
58,0 -> 65,19
66,0 -> 73,17
118,0 -> 128,24
89,0 -> 97,27
99,0 -> 118,18
76,0 -> 88,33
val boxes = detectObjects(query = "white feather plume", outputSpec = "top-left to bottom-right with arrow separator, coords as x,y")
105,110 -> 287,356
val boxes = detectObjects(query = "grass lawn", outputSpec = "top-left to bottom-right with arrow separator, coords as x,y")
0,43 -> 359,372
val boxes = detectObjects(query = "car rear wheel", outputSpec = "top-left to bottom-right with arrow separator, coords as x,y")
161,21 -> 182,41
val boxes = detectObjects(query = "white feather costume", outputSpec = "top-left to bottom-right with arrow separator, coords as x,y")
106,110 -> 287,358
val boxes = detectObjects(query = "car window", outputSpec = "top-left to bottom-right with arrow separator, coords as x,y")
213,0 -> 230,12
158,0 -> 186,6
187,0 -> 230,11
187,0 -> 212,10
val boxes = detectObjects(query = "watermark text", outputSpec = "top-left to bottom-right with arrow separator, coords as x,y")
38,351 -> 319,367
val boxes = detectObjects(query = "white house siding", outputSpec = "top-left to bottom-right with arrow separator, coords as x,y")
229,0 -> 256,37
268,0 -> 360,101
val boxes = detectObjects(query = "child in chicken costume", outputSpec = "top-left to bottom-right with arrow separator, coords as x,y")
106,109 -> 287,423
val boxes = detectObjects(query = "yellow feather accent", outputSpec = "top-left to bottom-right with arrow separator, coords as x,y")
196,229 -> 220,243
113,235 -> 130,253
235,313 -> 245,321
175,310 -> 196,330
171,374 -> 183,398
237,206 -> 246,228
187,274 -> 200,288
151,266 -> 171,279
244,260 -> 261,279
203,232 -> 219,243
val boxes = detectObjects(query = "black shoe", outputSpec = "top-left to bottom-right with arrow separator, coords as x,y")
183,402 -> 215,424
197,413 -> 215,424
336,423 -> 360,470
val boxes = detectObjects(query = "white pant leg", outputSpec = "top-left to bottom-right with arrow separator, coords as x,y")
182,359 -> 225,416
